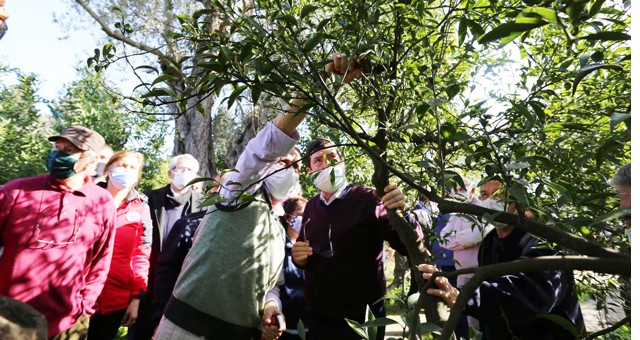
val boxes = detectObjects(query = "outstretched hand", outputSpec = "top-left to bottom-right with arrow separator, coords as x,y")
324,53 -> 363,84
418,264 -> 459,307
379,183 -> 407,210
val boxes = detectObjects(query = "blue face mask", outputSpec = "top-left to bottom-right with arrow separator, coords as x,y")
109,167 -> 138,189
46,150 -> 78,179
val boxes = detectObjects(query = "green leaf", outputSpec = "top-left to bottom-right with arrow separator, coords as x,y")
504,162 -> 530,170
445,83 -> 461,99
514,103 -> 536,126
300,5 -> 319,20
425,98 -> 446,109
415,159 -> 437,169
589,0 -> 606,18
610,112 -> 631,130
458,17 -> 468,46
251,86 -> 261,105
589,208 -> 631,226
226,85 -> 248,109
360,317 -> 399,328
578,31 -> 631,42
303,33 -> 323,53
528,101 -> 546,125
521,7 -> 558,24
344,319 -> 367,338
572,64 -> 623,96
198,193 -> 227,208
134,65 -> 159,74
419,322 -> 442,334
151,74 -> 181,86
316,18 -> 331,31
102,43 -> 116,56
141,88 -> 176,99
478,21 -> 548,44
237,192 -> 258,203
536,314 -> 579,337
591,51 -> 604,62
407,293 -> 420,309
277,14 -> 297,27
297,320 -> 306,340
192,8 -> 215,22
508,183 -> 529,206
466,19 -> 484,38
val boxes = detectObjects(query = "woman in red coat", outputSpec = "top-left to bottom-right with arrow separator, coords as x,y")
88,150 -> 152,340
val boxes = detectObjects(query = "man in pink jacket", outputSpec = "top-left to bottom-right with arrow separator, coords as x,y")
0,125 -> 116,339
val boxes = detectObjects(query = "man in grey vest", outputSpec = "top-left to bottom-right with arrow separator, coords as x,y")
155,54 -> 362,340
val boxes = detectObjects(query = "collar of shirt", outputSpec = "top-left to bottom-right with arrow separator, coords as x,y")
319,182 -> 350,206
47,174 -> 90,196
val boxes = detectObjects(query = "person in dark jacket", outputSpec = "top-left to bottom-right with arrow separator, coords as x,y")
419,183 -> 585,340
291,138 -> 419,340
271,197 -> 308,340
151,210 -> 206,328
128,154 -> 204,340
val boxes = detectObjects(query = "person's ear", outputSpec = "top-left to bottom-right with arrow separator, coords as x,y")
168,169 -> 174,179
306,167 -> 311,173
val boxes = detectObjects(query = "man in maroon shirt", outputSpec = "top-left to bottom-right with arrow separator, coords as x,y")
292,139 -> 412,340
0,125 -> 116,339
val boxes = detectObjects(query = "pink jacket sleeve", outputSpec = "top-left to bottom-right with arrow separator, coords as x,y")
440,214 -> 488,251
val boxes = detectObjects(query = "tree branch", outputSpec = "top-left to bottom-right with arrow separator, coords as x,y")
74,0 -> 170,63
435,256 -> 631,340
584,315 -> 630,340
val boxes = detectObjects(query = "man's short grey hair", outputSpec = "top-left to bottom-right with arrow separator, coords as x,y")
611,163 -> 631,187
169,154 -> 200,173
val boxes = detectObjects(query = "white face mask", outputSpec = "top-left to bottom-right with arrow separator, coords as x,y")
109,167 -> 138,190
451,190 -> 472,202
478,197 -> 509,229
291,216 -> 303,233
313,165 -> 347,194
172,171 -> 196,190
264,165 -> 298,200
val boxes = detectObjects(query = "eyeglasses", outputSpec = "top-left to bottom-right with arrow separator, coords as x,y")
172,166 -> 194,173
32,206 -> 81,247
303,219 -> 334,258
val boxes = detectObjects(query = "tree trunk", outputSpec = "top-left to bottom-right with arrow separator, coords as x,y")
172,95 -> 217,178
225,109 -> 269,168
391,250 -> 408,290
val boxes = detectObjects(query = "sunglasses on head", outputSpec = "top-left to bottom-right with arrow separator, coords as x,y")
302,219 -> 334,258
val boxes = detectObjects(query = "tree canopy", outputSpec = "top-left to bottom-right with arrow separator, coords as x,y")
70,0 -> 631,338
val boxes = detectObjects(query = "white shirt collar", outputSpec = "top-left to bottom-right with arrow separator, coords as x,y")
319,182 -> 350,206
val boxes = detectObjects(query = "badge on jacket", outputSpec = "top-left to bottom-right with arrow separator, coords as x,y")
125,211 -> 141,222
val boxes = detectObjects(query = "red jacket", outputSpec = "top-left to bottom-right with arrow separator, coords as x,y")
96,188 -> 152,314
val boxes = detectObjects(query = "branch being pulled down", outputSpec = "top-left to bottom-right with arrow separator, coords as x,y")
433,256 -> 631,340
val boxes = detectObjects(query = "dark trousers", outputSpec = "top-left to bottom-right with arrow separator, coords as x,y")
87,309 -> 126,340
126,297 -> 155,340
307,302 -> 385,340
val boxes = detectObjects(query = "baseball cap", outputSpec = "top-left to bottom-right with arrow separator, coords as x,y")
48,125 -> 106,152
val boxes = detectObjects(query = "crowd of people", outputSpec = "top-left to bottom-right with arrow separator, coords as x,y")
0,51 -> 630,340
